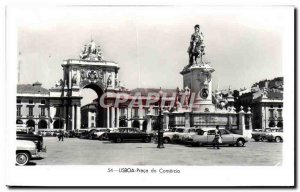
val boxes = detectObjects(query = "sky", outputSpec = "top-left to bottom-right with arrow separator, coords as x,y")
17,6 -> 284,105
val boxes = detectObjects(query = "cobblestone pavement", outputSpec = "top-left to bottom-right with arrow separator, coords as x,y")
30,137 -> 282,166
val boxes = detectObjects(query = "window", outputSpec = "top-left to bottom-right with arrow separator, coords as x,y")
40,107 -> 45,116
17,99 -> 21,103
91,116 -> 94,120
28,107 -> 33,116
269,109 -> 274,118
144,108 -> 149,116
134,108 -> 139,117
91,123 -> 94,127
120,108 -> 126,116
41,100 -> 46,104
29,100 -> 33,104
17,106 -> 21,116
207,130 -> 215,135
154,108 -> 159,116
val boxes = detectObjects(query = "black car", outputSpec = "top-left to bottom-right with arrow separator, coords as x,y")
106,127 -> 153,143
16,131 -> 46,152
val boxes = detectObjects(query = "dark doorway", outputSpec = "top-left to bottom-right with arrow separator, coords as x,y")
38,120 -> 48,129
132,120 -> 140,128
53,119 -> 64,129
142,120 -> 148,132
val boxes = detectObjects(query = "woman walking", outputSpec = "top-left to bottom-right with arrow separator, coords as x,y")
213,126 -> 222,149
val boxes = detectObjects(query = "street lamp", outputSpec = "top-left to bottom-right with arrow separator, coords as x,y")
157,88 -> 165,148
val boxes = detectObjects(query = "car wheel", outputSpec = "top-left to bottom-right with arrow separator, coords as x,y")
16,152 -> 30,166
236,139 -> 245,147
98,135 -> 103,140
163,137 -> 170,144
275,136 -> 282,143
116,138 -> 122,143
144,137 -> 151,143
261,136 -> 266,141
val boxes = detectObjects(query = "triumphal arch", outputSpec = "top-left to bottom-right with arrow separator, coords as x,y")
49,40 -> 120,130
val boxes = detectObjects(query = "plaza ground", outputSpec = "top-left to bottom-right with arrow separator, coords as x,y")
30,137 -> 282,166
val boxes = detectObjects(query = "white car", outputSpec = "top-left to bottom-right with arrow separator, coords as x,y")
92,128 -> 110,140
186,128 -> 248,147
16,140 -> 39,166
266,128 -> 283,142
163,127 -> 192,143
173,128 -> 200,143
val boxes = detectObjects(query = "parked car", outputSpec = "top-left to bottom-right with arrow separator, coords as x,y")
266,128 -> 283,142
179,128 -> 201,144
163,127 -> 187,144
92,128 -> 110,140
186,128 -> 248,147
106,127 -> 153,143
16,131 -> 46,152
74,129 -> 88,138
16,140 -> 39,166
251,128 -> 280,142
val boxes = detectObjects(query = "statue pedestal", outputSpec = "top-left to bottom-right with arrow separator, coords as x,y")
181,63 -> 215,112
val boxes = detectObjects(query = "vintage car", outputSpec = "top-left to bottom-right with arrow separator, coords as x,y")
106,127 -> 153,143
92,128 -> 110,140
172,128 -> 200,144
186,128 -> 248,147
16,140 -> 39,166
16,131 -> 46,152
266,128 -> 283,142
251,128 -> 280,142
163,127 -> 189,144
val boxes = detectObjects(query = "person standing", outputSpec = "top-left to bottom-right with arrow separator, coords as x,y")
213,126 -> 222,149
58,130 -> 64,142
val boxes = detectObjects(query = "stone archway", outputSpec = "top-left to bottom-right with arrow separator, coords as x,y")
277,121 -> 283,128
26,119 -> 35,128
38,120 -> 48,129
142,120 -> 148,132
119,119 -> 127,127
132,120 -> 140,128
53,119 -> 64,129
269,121 -> 275,127
16,119 -> 23,124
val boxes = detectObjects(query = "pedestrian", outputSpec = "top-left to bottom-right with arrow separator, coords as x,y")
58,131 -> 61,141
213,126 -> 222,149
58,130 -> 64,141
60,130 -> 64,141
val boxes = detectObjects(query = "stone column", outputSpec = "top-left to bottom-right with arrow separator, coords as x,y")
138,108 -> 143,130
238,106 -> 246,135
107,107 -> 110,128
146,115 -> 153,133
63,105 -> 66,130
228,114 -> 233,130
163,110 -> 170,130
76,105 -> 81,129
71,105 -> 75,130
116,108 -> 120,128
185,112 -> 190,127
127,108 -> 132,127
111,107 -> 115,128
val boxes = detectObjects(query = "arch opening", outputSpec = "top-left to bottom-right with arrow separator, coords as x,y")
81,83 -> 106,128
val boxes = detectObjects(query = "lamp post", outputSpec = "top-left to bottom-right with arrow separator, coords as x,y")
157,88 -> 165,148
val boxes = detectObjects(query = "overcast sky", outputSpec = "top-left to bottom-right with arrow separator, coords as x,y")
17,6 -> 285,105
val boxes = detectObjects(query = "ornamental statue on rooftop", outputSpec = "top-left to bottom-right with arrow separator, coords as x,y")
80,40 -> 103,61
